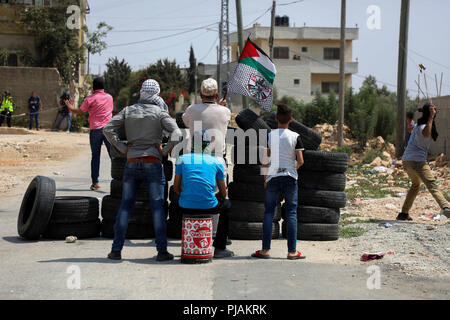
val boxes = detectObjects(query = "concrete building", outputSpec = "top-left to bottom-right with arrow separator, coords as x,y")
0,0 -> 89,89
206,19 -> 359,110
0,0 -> 89,128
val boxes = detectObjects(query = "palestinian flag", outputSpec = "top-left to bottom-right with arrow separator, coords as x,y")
227,38 -> 276,111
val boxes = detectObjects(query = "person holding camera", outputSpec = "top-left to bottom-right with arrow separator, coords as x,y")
397,103 -> 450,221
53,91 -> 73,133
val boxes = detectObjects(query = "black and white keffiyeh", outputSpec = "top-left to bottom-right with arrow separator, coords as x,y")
139,79 -> 169,112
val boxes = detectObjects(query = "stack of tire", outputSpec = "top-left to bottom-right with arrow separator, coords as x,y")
266,113 -> 348,241
293,151 -> 348,241
227,109 -> 281,240
101,145 -> 173,239
17,176 -> 101,240
166,185 -> 182,239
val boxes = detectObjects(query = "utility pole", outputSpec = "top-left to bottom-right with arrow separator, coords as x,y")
235,0 -> 248,108
218,21 -> 223,95
396,0 -> 410,158
219,0 -> 231,106
337,0 -> 346,147
269,0 -> 276,59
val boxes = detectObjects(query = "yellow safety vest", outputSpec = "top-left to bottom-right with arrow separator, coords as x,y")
0,96 -> 14,112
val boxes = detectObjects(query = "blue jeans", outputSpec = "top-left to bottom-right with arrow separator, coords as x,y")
111,162 -> 168,253
89,128 -> 111,184
263,176 -> 298,252
29,112 -> 39,129
54,112 -> 72,131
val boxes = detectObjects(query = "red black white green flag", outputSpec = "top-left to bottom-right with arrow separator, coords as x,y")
227,38 -> 277,111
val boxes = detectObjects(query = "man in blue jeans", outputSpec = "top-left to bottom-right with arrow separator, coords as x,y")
103,79 -> 181,261
252,104 -> 306,260
67,77 -> 113,190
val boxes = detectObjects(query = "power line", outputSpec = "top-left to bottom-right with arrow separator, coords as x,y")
108,22 -> 217,48
199,35 -> 219,62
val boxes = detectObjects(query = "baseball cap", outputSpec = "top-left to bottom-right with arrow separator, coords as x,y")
201,78 -> 218,97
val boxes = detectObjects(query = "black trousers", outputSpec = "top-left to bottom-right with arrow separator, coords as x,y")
180,199 -> 230,250
0,111 -> 12,127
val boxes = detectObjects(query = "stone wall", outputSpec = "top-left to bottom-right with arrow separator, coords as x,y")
0,66 -> 67,129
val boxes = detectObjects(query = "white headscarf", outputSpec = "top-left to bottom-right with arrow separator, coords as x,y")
140,79 -> 168,112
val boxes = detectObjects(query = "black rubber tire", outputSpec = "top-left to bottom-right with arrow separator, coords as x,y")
17,176 -> 56,240
298,223 -> 339,241
228,181 -> 265,202
163,159 -> 174,182
101,195 -> 153,224
50,196 -> 99,223
100,219 -> 155,239
166,218 -> 182,239
168,201 -> 183,221
266,113 -> 322,150
175,112 -> 187,129
235,109 -> 272,132
231,145 -> 263,165
111,158 -> 127,180
42,220 -> 101,240
169,185 -> 179,204
298,171 -> 346,191
232,164 -> 264,184
298,189 -> 347,209
281,205 -> 340,224
228,200 -> 281,222
300,151 -> 349,173
228,221 -> 280,240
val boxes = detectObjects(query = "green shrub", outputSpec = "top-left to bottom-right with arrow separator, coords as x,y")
333,145 -> 353,157
70,113 -> 88,132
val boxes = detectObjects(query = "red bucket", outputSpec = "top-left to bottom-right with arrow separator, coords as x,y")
181,214 -> 213,264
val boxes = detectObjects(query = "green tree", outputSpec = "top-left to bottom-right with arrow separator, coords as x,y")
104,57 -> 132,101
19,2 -> 111,83
187,46 -> 197,94
86,22 -> 113,74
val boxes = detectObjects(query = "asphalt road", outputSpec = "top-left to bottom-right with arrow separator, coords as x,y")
0,145 -> 448,300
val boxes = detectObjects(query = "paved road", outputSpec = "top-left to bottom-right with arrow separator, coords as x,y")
0,146 -> 448,299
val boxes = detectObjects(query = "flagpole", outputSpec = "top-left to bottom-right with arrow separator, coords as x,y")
236,0 -> 248,109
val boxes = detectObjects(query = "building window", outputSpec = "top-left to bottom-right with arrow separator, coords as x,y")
324,48 -> 340,60
7,54 -> 18,67
294,79 -> 300,86
302,47 -> 308,52
322,82 -> 339,93
274,47 -> 289,59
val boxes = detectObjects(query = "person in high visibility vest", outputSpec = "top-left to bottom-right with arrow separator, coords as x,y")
0,91 -> 15,128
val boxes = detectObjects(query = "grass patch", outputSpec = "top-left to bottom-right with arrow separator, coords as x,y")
340,226 -> 366,238
340,218 -> 379,227
333,145 -> 353,157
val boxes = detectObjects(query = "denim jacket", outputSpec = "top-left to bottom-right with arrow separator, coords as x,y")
103,101 -> 181,160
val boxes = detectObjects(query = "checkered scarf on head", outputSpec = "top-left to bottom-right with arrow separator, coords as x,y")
139,79 -> 168,112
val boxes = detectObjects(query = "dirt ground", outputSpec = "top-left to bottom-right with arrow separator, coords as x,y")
0,127 -> 90,199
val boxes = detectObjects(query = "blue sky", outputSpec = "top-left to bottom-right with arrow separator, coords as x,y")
87,0 -> 450,97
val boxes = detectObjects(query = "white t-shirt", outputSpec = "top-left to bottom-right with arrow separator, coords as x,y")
182,102 -> 231,157
266,128 -> 304,183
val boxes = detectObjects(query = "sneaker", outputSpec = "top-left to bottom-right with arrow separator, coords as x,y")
441,208 -> 450,218
156,252 -> 174,261
396,212 -> 413,221
214,248 -> 235,259
90,184 -> 101,190
107,251 -> 121,260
